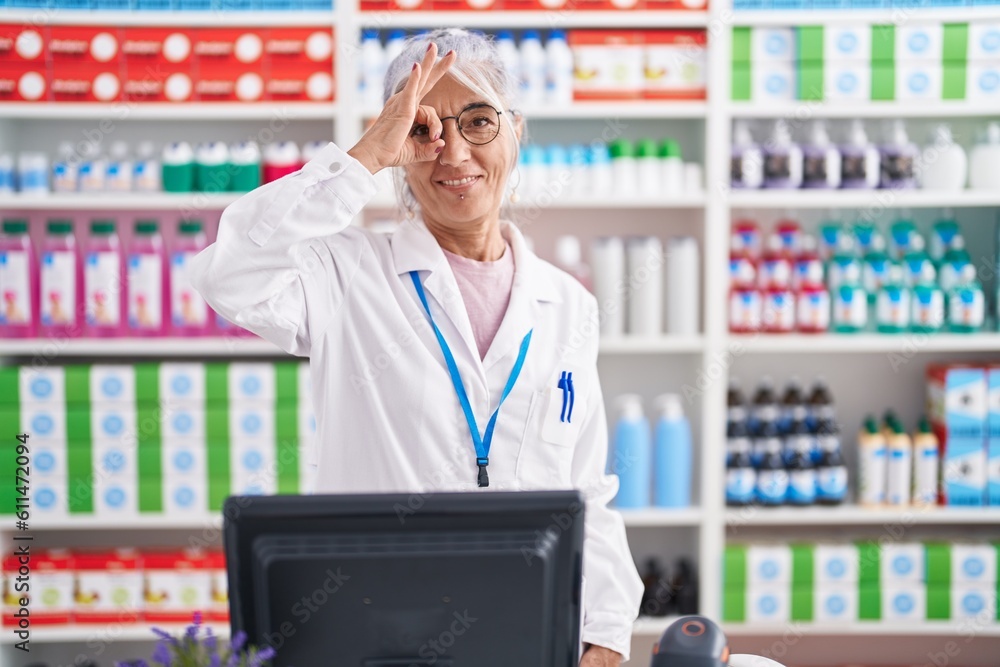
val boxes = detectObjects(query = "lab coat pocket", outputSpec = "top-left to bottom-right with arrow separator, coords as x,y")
539,385 -> 584,448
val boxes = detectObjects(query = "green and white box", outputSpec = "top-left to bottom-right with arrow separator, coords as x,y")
967,63 -> 1000,101
748,545 -> 792,584
952,544 -> 998,585
33,442 -> 66,478
92,404 -> 138,445
94,478 -> 138,516
753,62 -> 797,102
897,23 -> 944,63
163,442 -> 207,513
825,63 -> 871,102
825,24 -> 872,62
952,584 -> 997,621
160,362 -> 206,405
24,403 -> 66,442
747,583 -> 790,623
968,22 -> 1000,60
815,584 -> 858,622
230,403 -> 274,442
229,362 -> 276,403
163,404 -> 205,441
90,365 -> 136,404
882,543 -> 926,584
752,28 -> 796,62
815,543 -> 859,585
20,366 -> 65,404
34,476 -> 68,516
898,63 -> 942,100
231,439 -> 277,496
883,583 -> 927,620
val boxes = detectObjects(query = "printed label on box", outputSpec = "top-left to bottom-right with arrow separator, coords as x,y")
32,477 -> 68,516
195,65 -> 265,103
74,552 -> 143,621
162,405 -> 206,442
33,442 -> 66,478
160,363 -> 206,405
93,441 -> 137,479
643,31 -> 707,100
91,365 -> 136,403
897,23 -> 944,62
748,545 -> 792,584
952,584 -> 997,621
229,404 -> 275,441
815,584 -> 858,622
194,29 -> 264,66
49,27 -> 121,65
747,584 -> 790,623
0,66 -> 48,102
952,544 -> 997,584
144,553 -> 213,620
882,584 -> 926,621
231,440 -> 277,495
3,552 -> 74,623
94,479 -> 138,515
20,367 -> 65,405
751,28 -> 796,62
22,404 -> 66,442
571,31 -> 644,100
824,63 -> 871,102
968,22 -> 1000,61
121,28 -> 194,66
0,27 -> 46,62
266,28 -> 334,66
267,64 -> 334,102
968,62 -> 1000,101
753,61 -> 797,102
91,405 -> 137,443
815,544 -> 859,584
897,63 -> 942,101
165,478 -> 207,513
229,363 -> 276,402
824,25 -> 872,62
881,543 -> 925,584
51,65 -> 122,103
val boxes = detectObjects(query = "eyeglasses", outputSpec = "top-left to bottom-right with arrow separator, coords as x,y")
411,103 -> 504,147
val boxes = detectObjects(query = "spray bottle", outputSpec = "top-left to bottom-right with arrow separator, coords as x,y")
912,416 -> 940,507
858,415 -> 887,507
613,395 -> 651,509
885,417 -> 913,507
653,394 -> 692,508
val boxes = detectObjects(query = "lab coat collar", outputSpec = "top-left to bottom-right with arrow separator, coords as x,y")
391,217 -> 561,374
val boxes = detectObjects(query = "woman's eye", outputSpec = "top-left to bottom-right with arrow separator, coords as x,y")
470,116 -> 492,127
411,125 -> 430,137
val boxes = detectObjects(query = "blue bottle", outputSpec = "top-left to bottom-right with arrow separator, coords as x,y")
653,394 -> 692,508
612,394 -> 651,509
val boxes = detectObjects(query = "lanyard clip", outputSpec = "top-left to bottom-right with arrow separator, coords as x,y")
477,457 -> 490,488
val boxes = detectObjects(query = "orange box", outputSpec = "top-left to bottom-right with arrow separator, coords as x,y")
3,550 -> 74,626
74,550 -> 143,624
51,63 -> 123,103
570,30 -> 645,100
267,63 -> 333,102
193,28 -> 266,68
123,67 -> 195,103
195,64 -> 265,103
49,26 -> 122,66
265,27 -> 334,68
143,549 -> 213,623
643,30 -> 707,100
0,25 -> 47,63
0,64 -> 48,102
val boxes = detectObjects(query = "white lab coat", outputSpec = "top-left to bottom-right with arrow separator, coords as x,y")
188,142 -> 643,660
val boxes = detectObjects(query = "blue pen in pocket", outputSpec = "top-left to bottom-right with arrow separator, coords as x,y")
566,372 -> 575,423
557,371 -> 568,422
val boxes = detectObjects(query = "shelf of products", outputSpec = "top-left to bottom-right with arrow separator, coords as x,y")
620,508 -> 703,527
0,193 -> 243,210
725,506 -> 1000,526
730,191 -> 1000,209
0,102 -> 337,120
0,623 -> 232,645
730,101 -> 1000,118
0,9 -> 337,26
357,10 -> 711,28
730,333 -> 1000,353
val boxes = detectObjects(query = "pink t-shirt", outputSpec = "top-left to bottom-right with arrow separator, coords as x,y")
442,242 -> 515,360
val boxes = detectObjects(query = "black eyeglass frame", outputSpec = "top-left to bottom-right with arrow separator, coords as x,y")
411,103 -> 515,147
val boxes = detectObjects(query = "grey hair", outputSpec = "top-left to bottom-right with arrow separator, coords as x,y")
382,28 -> 523,220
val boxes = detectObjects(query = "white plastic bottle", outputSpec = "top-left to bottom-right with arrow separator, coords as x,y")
665,236 -> 699,335
359,29 -> 385,110
610,140 -> 637,198
968,122 -> 1000,191
545,29 -> 574,107
106,141 -> 133,192
858,416 -> 887,507
52,141 -> 79,193
591,236 -> 626,337
495,30 -> 520,88
0,154 -> 14,194
802,120 -> 841,189
78,143 -> 107,193
554,235 -> 592,291
18,152 -> 49,194
385,29 -> 407,68
731,120 -> 763,189
840,119 -> 881,189
626,236 -> 664,337
636,139 -> 661,198
885,420 -> 913,507
661,139 -> 684,196
133,141 -> 161,192
520,30 -> 546,108
763,119 -> 803,189
919,125 -> 968,191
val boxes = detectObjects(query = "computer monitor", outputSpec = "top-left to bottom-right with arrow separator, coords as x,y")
224,490 -> 585,667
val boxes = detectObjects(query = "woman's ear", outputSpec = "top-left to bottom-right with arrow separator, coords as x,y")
513,112 -> 525,143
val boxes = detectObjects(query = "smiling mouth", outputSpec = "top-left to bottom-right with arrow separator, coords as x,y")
438,176 -> 481,188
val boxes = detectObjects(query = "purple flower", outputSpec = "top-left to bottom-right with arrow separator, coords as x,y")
151,641 -> 172,666
204,629 -> 219,653
248,646 -> 276,667
151,628 -> 179,646
185,623 -> 200,641
209,652 -> 222,667
230,630 -> 247,653
192,611 -> 203,626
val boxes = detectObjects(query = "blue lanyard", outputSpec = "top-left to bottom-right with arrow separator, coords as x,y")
409,271 -> 532,487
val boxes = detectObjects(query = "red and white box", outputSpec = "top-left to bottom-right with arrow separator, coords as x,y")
51,63 -> 123,103
195,64 -> 265,103
206,551 -> 228,623
193,28 -> 265,68
266,64 -> 333,102
265,28 -> 334,68
3,550 -> 74,626
359,0 -> 430,11
570,30 -> 645,100
120,27 -> 195,103
74,550 -> 144,623
0,25 -> 47,63
431,0 -> 501,11
123,68 -> 195,103
0,64 -> 48,102
142,549 -> 213,623
645,0 -> 707,9
643,30 -> 707,100
49,26 -> 121,66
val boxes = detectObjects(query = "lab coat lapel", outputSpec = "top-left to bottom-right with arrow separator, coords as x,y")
482,222 -> 562,373
391,219 -> 482,375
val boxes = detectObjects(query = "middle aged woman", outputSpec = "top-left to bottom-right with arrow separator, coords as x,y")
189,28 -> 643,666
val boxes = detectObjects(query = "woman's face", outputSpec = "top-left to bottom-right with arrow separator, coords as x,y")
403,74 -> 518,231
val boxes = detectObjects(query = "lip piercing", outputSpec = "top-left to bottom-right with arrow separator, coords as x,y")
459,194 -> 465,200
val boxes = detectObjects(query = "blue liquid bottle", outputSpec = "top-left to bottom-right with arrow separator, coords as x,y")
612,394 -> 651,509
653,394 -> 692,508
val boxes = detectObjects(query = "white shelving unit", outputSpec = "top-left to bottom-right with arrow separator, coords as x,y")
2,1 -> 1000,665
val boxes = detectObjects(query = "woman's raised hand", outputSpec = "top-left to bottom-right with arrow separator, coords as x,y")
347,42 -> 457,174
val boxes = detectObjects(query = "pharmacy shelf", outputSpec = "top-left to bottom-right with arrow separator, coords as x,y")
729,101 -> 1000,119
0,102 -> 336,121
2,515 -> 224,531
367,191 -> 707,209
599,336 -> 705,354
358,10 -> 709,29
0,623 -> 230,645
362,101 -> 708,120
0,192 -> 242,211
0,9 -> 335,26
620,508 -> 703,527
0,337 -> 292,358
731,7 -> 1000,25
729,189 -> 1000,210
724,506 -> 1000,527
729,333 -> 1000,354
722,622 -> 1000,637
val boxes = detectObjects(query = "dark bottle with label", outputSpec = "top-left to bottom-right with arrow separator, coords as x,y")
640,558 -> 671,618
755,430 -> 788,506
816,419 -> 849,505
785,406 -> 817,505
806,375 -> 835,431
672,557 -> 699,615
780,376 -> 804,435
750,375 -> 777,437
726,417 -> 756,507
